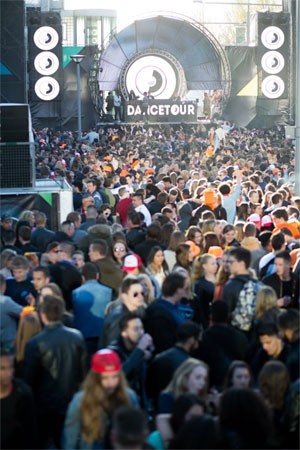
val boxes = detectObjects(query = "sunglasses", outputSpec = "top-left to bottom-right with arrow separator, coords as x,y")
114,247 -> 126,252
133,291 -> 144,297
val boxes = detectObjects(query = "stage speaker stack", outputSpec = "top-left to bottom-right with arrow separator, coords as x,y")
257,12 -> 290,100
0,104 -> 34,189
27,10 -> 63,102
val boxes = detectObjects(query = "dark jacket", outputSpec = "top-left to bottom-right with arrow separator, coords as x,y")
0,378 -> 37,450
144,299 -> 185,354
108,335 -> 147,406
24,323 -> 86,414
125,227 -> 146,251
49,261 -> 82,310
149,345 -> 190,404
193,277 -> 215,330
30,226 -> 55,253
93,257 -> 123,294
135,239 -> 163,265
201,323 -> 249,389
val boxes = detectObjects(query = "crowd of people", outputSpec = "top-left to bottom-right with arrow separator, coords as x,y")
0,120 -> 300,449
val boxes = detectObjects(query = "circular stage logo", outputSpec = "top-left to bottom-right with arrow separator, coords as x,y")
126,55 -> 177,99
34,77 -> 60,101
261,51 -> 285,74
261,26 -> 285,50
34,52 -> 59,75
33,26 -> 59,50
261,75 -> 285,98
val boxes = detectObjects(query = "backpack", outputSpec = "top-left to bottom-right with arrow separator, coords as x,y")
231,279 -> 262,331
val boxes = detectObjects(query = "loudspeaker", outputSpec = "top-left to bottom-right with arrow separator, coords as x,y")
0,143 -> 34,188
257,12 -> 290,99
27,11 -> 63,102
0,104 -> 30,142
0,1 -> 26,102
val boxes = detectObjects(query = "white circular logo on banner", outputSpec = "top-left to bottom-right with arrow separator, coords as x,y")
261,51 -> 285,74
262,75 -> 285,98
126,55 -> 177,99
261,26 -> 285,49
33,26 -> 59,50
34,77 -> 60,101
34,52 -> 59,75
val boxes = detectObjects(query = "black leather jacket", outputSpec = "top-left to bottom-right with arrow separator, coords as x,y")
24,323 -> 86,414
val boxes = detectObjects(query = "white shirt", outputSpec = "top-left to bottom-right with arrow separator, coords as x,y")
135,204 -> 152,226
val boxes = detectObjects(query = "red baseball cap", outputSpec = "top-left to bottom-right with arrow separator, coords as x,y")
91,349 -> 122,374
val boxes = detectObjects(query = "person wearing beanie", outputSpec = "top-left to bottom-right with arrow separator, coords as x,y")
62,349 -> 138,449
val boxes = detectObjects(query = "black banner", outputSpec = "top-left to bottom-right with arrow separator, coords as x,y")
125,100 -> 197,123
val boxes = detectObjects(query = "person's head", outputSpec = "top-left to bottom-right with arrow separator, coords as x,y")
72,250 -> 85,269
258,360 -> 290,410
255,286 -> 278,319
210,300 -> 229,324
120,276 -> 144,311
32,266 -> 50,291
19,210 -> 35,227
57,241 -> 75,261
81,349 -> 130,444
170,415 -> 217,450
258,230 -> 272,250
271,231 -> 286,252
111,406 -> 149,450
40,294 -> 64,324
274,250 -> 291,278
0,346 -> 15,391
169,393 -> 207,434
224,360 -> 252,389
40,282 -> 64,304
18,225 -> 32,243
113,241 -> 127,263
161,272 -> 187,302
86,179 -> 97,194
222,224 -> 235,244
89,240 -> 108,261
219,388 -> 272,449
278,308 -> 300,343
122,253 -> 143,275
60,220 -> 75,237
168,230 -> 186,251
186,226 -> 202,246
35,211 -> 47,227
132,193 -> 143,208
176,321 -> 201,353
176,243 -> 194,268
11,255 -> 30,282
191,253 -> 218,283
45,241 -> 60,264
15,310 -> 41,362
228,247 -> 251,275
0,249 -> 16,271
136,273 -> 155,305
271,207 -> 289,227
81,262 -> 99,282
120,313 -> 144,346
168,358 -> 209,398
256,321 -> 283,357
147,245 -> 165,270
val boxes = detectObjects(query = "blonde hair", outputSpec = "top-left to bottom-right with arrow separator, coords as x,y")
80,370 -> 130,444
255,286 -> 278,319
234,221 -> 245,243
166,358 -> 209,399
137,273 -> 155,305
15,313 -> 41,362
200,220 -> 217,235
191,254 -> 214,284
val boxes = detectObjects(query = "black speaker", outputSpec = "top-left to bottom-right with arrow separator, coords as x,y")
0,104 -> 30,142
27,11 -> 63,102
257,12 -> 290,99
0,143 -> 33,188
0,0 -> 26,103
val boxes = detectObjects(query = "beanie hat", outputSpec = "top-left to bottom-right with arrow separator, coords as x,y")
203,189 -> 218,207
91,349 -> 122,374
122,253 -> 143,272
247,213 -> 261,228
208,246 -> 223,258
144,168 -> 155,176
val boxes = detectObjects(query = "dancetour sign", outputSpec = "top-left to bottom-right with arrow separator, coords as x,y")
125,100 -> 197,123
